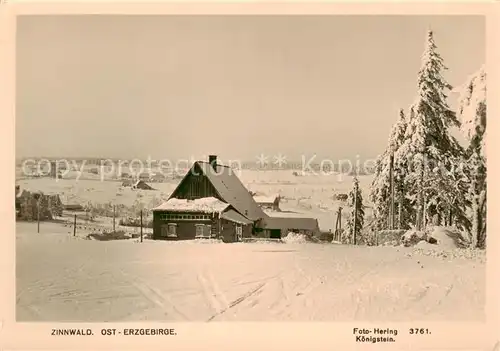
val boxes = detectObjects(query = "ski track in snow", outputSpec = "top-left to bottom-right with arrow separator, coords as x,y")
16,222 -> 485,322
118,268 -> 189,321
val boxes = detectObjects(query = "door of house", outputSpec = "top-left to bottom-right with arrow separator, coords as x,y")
269,229 -> 281,239
235,224 -> 243,242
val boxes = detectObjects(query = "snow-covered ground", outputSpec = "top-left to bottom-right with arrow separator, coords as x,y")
16,222 -> 485,322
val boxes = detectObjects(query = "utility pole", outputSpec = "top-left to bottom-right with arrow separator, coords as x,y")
339,207 -> 342,238
353,190 -> 358,245
37,198 -> 40,234
140,209 -> 143,243
73,214 -> 77,237
398,200 -> 402,230
113,205 -> 116,232
335,207 -> 343,242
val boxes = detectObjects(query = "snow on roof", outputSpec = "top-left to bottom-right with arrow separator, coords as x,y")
152,197 -> 230,213
253,195 -> 279,204
221,209 -> 253,225
264,210 -> 309,218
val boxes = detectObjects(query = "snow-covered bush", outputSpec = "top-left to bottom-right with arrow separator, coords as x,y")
283,232 -> 312,244
401,230 -> 427,247
375,229 -> 406,246
426,226 -> 471,249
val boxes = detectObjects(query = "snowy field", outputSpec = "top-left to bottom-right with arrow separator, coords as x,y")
16,169 -> 374,232
16,222 -> 485,322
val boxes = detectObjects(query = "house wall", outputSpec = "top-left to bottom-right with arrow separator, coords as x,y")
153,211 -> 253,242
219,219 -> 252,243
153,211 -> 218,240
253,228 -> 271,239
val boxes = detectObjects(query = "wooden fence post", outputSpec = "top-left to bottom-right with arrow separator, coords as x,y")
73,214 -> 77,237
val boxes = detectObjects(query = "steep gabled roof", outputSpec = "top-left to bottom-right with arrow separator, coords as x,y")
168,161 -> 266,221
197,162 -> 266,221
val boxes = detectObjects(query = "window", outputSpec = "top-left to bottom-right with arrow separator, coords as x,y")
196,224 -> 212,238
167,223 -> 177,237
195,224 -> 204,238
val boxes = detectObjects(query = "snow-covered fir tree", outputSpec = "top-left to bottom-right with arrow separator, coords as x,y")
458,66 -> 486,157
370,109 -> 411,230
369,156 -> 390,230
397,30 -> 464,230
391,110 -> 414,229
347,176 -> 364,244
48,195 -> 63,219
456,66 -> 486,248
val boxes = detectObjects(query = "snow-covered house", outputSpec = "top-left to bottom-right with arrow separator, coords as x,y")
152,155 -> 321,242
132,180 -> 155,190
253,194 -> 281,211
152,156 -> 261,242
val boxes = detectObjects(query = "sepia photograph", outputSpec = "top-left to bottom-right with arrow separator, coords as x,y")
14,13 -> 487,326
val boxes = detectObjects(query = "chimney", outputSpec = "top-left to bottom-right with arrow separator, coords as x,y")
209,155 -> 217,171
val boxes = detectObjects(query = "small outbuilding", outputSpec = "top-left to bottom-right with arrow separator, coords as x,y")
253,194 -> 281,211
258,214 -> 320,239
132,180 -> 155,190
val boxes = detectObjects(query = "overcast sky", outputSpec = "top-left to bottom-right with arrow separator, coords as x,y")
16,15 -> 485,162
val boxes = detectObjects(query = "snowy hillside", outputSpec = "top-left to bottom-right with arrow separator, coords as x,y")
16,222 -> 484,322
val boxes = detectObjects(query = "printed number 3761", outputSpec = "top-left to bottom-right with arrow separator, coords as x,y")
409,328 -> 431,335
